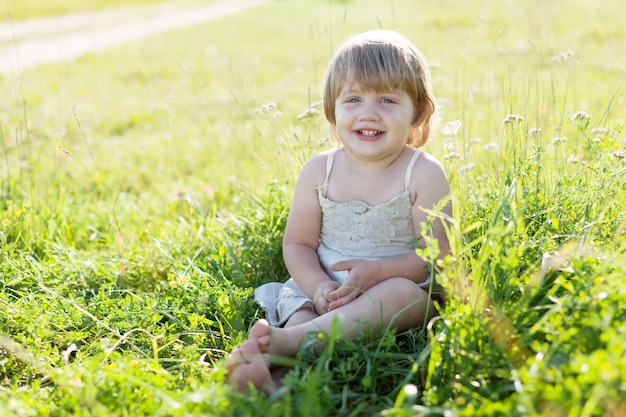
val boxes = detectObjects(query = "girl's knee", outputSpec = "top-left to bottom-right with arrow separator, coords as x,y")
376,278 -> 434,329
377,277 -> 428,305
388,276 -> 422,292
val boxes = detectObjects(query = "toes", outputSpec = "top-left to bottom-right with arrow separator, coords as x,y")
250,319 -> 270,339
239,339 -> 262,356
225,340 -> 263,370
226,340 -> 275,394
257,334 -> 270,348
224,319 -> 278,395
229,361 -> 275,394
249,319 -> 271,350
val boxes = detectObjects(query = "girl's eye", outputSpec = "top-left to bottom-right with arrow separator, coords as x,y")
347,97 -> 361,103
380,98 -> 394,104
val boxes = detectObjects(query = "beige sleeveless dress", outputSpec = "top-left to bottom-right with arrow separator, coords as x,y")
254,148 -> 430,326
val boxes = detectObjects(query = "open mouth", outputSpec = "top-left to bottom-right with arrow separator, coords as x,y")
357,129 -> 383,137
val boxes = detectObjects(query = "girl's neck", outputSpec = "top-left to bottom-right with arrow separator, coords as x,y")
341,145 -> 409,173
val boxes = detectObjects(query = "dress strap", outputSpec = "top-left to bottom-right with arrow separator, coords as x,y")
319,149 -> 336,197
404,150 -> 422,190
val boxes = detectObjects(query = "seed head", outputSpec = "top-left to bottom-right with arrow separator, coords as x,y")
503,114 -> 524,125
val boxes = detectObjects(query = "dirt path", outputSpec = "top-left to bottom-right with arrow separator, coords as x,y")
0,0 -> 269,74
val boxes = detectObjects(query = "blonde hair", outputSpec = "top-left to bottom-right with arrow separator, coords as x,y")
323,30 -> 437,148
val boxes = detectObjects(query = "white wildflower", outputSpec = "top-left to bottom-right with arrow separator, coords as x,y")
436,97 -> 452,109
552,136 -> 567,144
444,152 -> 462,160
570,111 -> 592,122
442,120 -> 462,136
528,127 -> 543,137
296,108 -> 320,121
503,114 -> 524,125
566,156 -> 579,164
254,102 -> 277,114
551,50 -> 575,64
469,137 -> 482,145
444,138 -> 458,152
590,127 -> 608,134
610,150 -> 626,160
460,162 -> 476,173
482,142 -> 498,151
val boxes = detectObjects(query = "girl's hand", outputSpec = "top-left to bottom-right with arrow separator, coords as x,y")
313,280 -> 341,315
327,259 -> 380,310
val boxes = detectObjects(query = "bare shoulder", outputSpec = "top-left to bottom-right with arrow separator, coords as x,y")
296,150 -> 334,187
414,152 -> 448,179
410,151 -> 450,199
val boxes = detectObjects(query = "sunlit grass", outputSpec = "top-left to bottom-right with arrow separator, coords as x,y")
0,0 -> 625,415
0,0 -> 216,21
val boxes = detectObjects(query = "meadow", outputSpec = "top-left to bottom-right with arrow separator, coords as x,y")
1,0 -> 215,21
0,0 -> 625,416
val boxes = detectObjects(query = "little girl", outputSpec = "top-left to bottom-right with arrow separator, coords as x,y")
226,29 -> 452,394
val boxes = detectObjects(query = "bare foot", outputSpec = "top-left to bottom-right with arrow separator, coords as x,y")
225,319 -> 275,394
249,319 -> 271,352
226,339 -> 275,394
225,318 -> 309,394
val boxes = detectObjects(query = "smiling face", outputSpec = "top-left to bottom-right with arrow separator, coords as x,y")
323,30 -> 437,148
334,82 -> 416,162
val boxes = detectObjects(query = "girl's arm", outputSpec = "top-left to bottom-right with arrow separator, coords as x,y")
328,153 -> 452,309
407,152 -> 453,280
282,154 -> 337,301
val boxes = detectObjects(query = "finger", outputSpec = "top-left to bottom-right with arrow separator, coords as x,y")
329,260 -> 352,272
330,286 -> 358,303
328,285 -> 349,300
332,280 -> 358,297
329,290 -> 359,310
315,298 -> 330,315
322,282 -> 341,298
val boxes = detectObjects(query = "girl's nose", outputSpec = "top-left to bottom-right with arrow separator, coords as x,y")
358,102 -> 380,121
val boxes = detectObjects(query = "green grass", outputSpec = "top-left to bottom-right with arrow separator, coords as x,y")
1,0 -> 625,415
1,0 -> 216,21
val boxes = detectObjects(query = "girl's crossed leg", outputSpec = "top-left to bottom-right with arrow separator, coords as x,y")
226,277 -> 436,394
